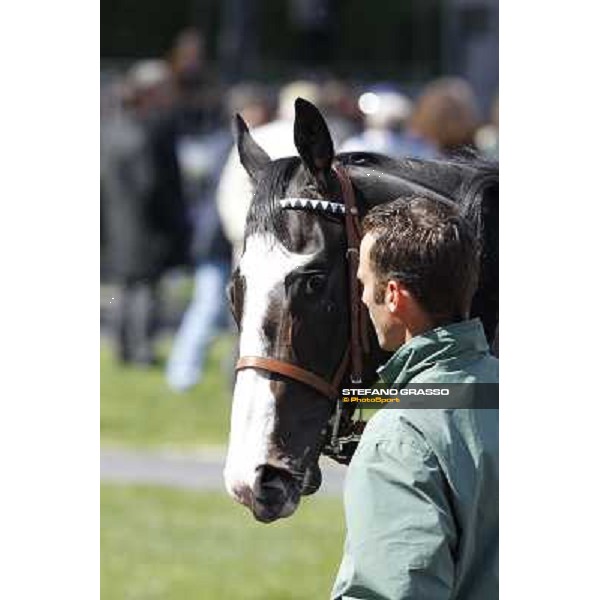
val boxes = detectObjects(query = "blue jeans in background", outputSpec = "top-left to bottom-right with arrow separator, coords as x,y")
166,259 -> 230,391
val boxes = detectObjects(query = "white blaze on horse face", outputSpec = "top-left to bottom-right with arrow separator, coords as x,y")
224,234 -> 317,504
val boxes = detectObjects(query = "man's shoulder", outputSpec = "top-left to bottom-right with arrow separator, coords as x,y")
411,352 -> 499,384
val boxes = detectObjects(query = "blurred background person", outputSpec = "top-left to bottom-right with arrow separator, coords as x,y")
319,79 -> 362,142
164,83 -> 276,391
164,89 -> 245,392
409,77 -> 481,157
340,87 -> 439,159
227,82 -> 277,131
101,60 -> 190,366
169,27 -> 222,135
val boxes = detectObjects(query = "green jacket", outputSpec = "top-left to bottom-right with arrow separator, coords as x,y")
331,319 -> 499,600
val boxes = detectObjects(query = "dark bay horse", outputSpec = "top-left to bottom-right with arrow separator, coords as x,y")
224,98 -> 498,522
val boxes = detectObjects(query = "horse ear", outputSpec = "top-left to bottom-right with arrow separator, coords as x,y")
233,114 -> 271,184
293,98 -> 334,189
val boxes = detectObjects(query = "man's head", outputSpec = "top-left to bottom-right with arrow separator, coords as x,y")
357,196 -> 480,351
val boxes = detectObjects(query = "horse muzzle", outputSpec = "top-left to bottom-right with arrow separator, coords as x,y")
250,464 -> 302,523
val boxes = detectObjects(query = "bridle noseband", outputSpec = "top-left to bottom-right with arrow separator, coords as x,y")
235,163 -> 370,462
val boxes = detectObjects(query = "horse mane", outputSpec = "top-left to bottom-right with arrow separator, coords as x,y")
337,151 -> 498,205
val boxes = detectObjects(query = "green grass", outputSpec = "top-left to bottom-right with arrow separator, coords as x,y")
101,335 -> 234,448
101,485 -> 345,600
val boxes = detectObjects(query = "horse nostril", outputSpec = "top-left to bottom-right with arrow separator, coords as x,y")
254,465 -> 298,506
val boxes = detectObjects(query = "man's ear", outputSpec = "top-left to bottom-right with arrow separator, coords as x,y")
293,97 -> 334,190
233,114 -> 271,184
386,280 -> 408,314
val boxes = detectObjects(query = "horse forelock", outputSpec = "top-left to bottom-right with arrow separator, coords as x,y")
245,157 -> 303,247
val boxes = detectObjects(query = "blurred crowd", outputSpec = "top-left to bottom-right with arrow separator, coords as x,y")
100,28 -> 498,391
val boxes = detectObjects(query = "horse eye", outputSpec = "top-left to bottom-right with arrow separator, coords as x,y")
305,274 -> 326,295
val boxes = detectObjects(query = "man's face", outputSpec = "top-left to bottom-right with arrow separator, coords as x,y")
357,233 -> 406,351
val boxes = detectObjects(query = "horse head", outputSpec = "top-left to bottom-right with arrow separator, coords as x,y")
224,98 -> 499,522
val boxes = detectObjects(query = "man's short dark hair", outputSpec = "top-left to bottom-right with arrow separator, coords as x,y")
362,196 -> 480,324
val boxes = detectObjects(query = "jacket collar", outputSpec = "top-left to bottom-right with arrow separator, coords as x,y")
377,318 -> 490,386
